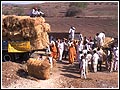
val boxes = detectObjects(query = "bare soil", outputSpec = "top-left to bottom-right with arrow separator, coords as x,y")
1,17 -> 118,89
2,58 -> 118,88
46,17 -> 118,39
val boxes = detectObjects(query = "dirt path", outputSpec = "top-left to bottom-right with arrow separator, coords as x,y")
2,59 -> 118,89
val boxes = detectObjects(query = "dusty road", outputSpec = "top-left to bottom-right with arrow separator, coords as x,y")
2,59 -> 118,89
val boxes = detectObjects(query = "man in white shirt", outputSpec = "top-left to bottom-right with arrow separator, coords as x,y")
98,32 -> 105,47
80,55 -> 87,79
58,40 -> 64,62
92,50 -> 100,72
97,47 -> 103,71
69,26 -> 75,40
31,7 -> 38,17
86,51 -> 92,72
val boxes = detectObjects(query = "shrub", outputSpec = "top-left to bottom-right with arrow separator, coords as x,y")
65,6 -> 81,17
69,2 -> 88,9
65,2 -> 87,17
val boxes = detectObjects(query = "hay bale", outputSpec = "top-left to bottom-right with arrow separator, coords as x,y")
7,32 -> 24,40
2,28 -> 7,37
21,27 -> 36,39
27,58 -> 51,80
34,17 -> 45,25
2,15 -> 45,32
2,15 -> 51,49
35,25 -> 44,33
30,32 -> 49,50
103,37 -> 114,48
42,23 -> 51,32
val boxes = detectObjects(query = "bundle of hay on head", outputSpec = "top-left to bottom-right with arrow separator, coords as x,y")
103,37 -> 114,48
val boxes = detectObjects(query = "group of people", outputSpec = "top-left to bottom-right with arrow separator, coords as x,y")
45,27 -> 118,79
30,7 -> 44,17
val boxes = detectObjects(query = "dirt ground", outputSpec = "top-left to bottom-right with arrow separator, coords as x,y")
46,17 -> 118,39
2,58 -> 118,89
1,1 -> 119,89
2,17 -> 118,89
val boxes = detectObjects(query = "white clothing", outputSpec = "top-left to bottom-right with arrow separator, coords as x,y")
97,49 -> 103,61
113,49 -> 118,71
77,43 -> 84,53
37,10 -> 44,15
86,53 -> 92,64
58,42 -> 64,61
77,53 -> 83,63
86,43 -> 92,51
76,43 -> 84,61
98,32 -> 105,40
98,32 -> 105,46
68,41 -> 73,47
48,56 -> 53,68
51,40 -> 55,45
64,41 -> 68,51
83,49 -> 88,54
32,9 -> 38,15
92,53 -> 100,72
113,48 -> 118,61
88,41 -> 94,50
80,58 -> 87,79
69,27 -> 75,40
93,53 -> 99,64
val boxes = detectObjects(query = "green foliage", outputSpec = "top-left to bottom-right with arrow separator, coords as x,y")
66,2 -> 87,17
69,2 -> 88,9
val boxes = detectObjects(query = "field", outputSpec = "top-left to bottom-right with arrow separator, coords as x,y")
46,17 -> 118,39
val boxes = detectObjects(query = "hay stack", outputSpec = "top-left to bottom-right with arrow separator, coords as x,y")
2,15 -> 51,50
27,58 -> 51,80
103,37 -> 114,48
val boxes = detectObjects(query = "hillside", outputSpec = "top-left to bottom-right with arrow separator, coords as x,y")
2,2 -> 118,38
2,2 -> 118,17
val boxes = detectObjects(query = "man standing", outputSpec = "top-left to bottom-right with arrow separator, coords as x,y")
98,32 -> 105,47
58,39 -> 64,62
92,50 -> 100,72
69,26 -> 75,40
80,55 -> 87,79
68,43 -> 76,64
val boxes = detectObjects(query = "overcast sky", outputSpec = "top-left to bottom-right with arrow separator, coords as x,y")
1,1 -> 118,5
1,1 -> 78,4
1,1 -> 46,4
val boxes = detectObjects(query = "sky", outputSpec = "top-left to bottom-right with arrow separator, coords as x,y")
1,1 -> 46,4
2,1 -> 118,5
1,1 -> 81,4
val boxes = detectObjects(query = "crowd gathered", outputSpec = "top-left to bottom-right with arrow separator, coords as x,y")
42,26 -> 118,79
